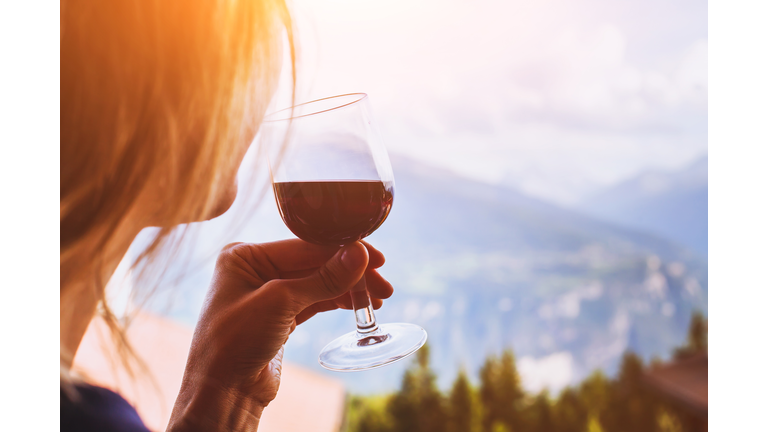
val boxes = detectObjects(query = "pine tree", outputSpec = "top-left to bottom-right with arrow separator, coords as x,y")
387,343 -> 447,432
346,396 -> 392,432
600,352 -> 657,432
579,370 -> 609,418
674,311 -> 707,359
357,403 -> 392,432
478,350 -> 524,432
552,387 -> 589,432
497,350 -> 524,430
527,391 -> 554,432
448,368 -> 480,432
479,355 -> 499,432
388,369 -> 419,432
687,311 -> 707,352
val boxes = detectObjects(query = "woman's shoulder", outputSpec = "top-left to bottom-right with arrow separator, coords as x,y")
61,382 -> 151,432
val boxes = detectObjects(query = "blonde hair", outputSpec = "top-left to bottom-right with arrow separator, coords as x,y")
61,0 -> 294,377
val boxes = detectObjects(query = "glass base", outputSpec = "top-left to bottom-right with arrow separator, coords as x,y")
318,323 -> 428,372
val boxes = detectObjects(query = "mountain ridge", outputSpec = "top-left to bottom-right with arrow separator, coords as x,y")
577,156 -> 707,256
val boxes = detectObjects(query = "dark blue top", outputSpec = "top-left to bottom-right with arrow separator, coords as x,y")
61,383 -> 151,432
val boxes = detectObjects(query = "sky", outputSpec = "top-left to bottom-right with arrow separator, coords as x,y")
275,0 -> 708,206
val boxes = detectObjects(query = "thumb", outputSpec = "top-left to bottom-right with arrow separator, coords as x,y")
278,241 -> 369,310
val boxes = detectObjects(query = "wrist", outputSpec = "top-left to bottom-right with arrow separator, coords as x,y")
168,379 -> 266,432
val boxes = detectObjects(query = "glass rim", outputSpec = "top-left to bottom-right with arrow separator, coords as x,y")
263,93 -> 368,122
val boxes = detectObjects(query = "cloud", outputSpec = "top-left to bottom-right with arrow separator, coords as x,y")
518,351 -> 574,394
285,0 -> 708,205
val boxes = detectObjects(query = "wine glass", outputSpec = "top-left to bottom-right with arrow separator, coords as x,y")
260,93 -> 427,371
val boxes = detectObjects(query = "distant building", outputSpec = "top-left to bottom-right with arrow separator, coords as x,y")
73,313 -> 346,432
643,353 -> 707,432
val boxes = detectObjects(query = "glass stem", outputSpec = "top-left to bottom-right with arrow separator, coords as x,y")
350,276 -> 379,335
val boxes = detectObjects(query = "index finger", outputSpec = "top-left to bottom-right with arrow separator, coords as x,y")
244,239 -> 386,275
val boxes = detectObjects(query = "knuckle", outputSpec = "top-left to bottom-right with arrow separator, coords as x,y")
220,242 -> 245,254
316,266 -> 342,297
214,243 -> 254,278
214,243 -> 278,286
216,243 -> 246,265
248,243 -> 271,263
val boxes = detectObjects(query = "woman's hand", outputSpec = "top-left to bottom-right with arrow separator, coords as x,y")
167,239 -> 393,432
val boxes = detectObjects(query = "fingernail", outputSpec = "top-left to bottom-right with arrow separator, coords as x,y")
341,245 -> 364,271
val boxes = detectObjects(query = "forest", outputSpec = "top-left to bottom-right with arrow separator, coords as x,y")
344,312 -> 707,432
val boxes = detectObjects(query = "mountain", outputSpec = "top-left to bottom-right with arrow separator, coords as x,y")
146,155 -> 708,395
577,157 -> 708,257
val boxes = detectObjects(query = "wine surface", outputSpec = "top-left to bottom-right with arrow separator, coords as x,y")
273,180 -> 394,245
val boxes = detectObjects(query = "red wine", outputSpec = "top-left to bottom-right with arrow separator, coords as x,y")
273,180 -> 394,246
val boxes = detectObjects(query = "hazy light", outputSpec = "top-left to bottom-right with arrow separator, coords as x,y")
281,0 -> 707,205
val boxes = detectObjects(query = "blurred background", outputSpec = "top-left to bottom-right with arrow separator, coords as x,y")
77,0 -> 707,430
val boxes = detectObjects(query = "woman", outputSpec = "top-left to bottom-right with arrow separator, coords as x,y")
61,1 -> 393,430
